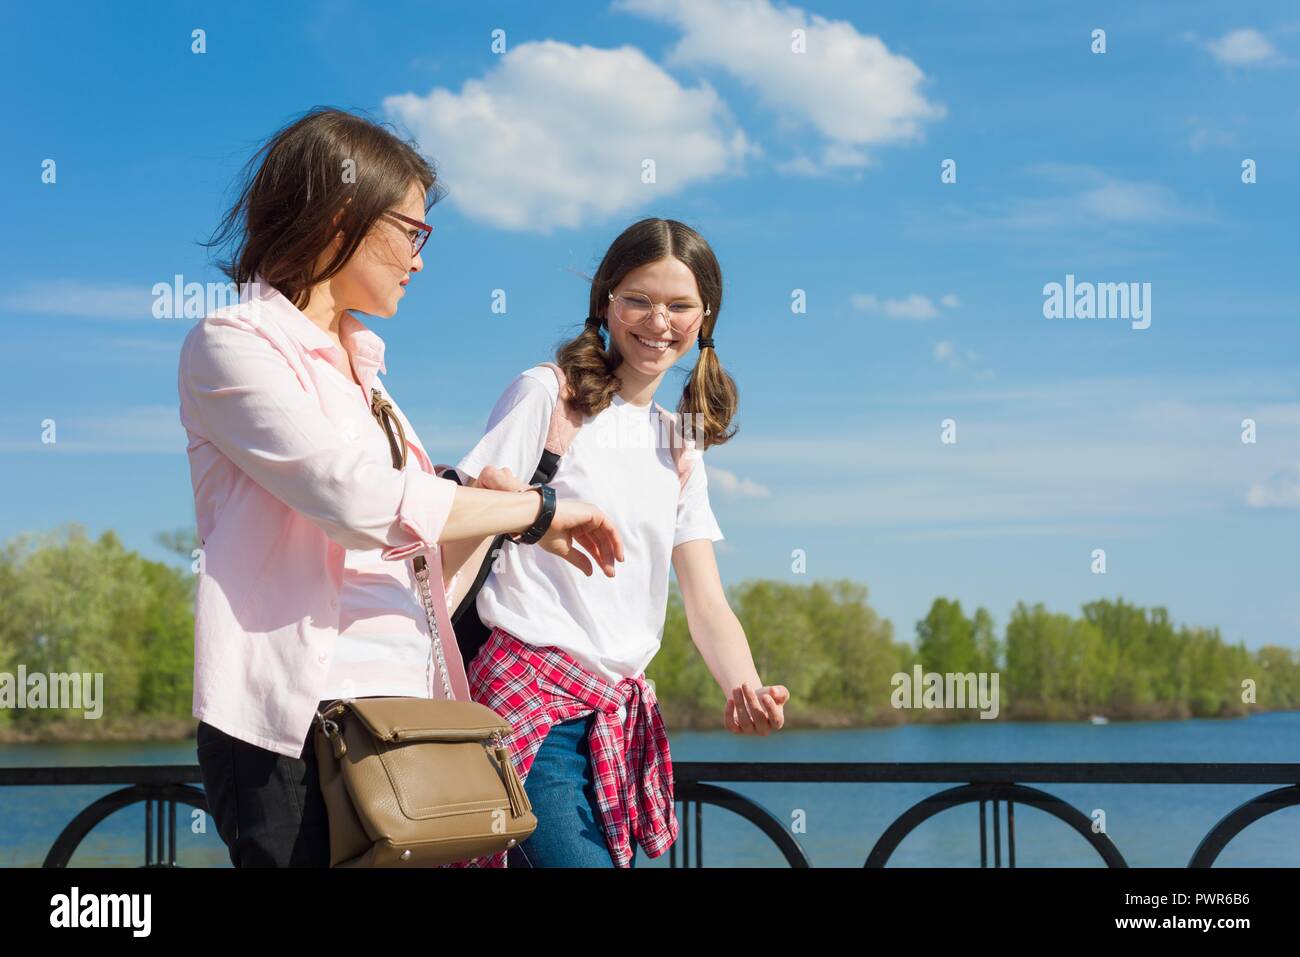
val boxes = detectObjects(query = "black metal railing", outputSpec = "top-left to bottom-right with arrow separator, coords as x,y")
673,762 -> 1300,867
2,762 -> 1297,867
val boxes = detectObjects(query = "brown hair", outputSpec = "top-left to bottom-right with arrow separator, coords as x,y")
203,106 -> 446,309
556,218 -> 739,449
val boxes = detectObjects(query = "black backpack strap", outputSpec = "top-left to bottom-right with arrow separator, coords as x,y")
450,447 -> 557,627
451,369 -> 573,666
530,449 -> 561,486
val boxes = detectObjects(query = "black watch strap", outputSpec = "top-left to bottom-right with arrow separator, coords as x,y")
510,483 -> 556,545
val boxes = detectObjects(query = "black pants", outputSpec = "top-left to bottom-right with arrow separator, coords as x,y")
196,709 -> 331,868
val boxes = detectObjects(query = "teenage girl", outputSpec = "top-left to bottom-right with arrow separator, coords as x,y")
450,218 -> 790,868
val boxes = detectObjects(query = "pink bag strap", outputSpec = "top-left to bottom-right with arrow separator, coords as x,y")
461,362 -> 695,494
433,364 -> 581,486
536,361 -> 585,456
653,402 -> 695,493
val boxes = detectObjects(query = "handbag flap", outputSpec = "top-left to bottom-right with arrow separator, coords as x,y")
342,698 -> 511,742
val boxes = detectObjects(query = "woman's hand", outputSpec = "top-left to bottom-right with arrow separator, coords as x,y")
478,465 -> 624,574
538,500 -> 625,578
725,683 -> 789,735
470,466 -> 623,576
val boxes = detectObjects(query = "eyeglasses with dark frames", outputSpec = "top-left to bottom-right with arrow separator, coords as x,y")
383,211 -> 433,256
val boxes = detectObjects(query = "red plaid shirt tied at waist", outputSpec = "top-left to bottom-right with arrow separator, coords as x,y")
455,626 -> 678,868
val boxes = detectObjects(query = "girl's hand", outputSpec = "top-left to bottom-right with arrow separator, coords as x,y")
725,683 -> 789,735
538,500 -> 625,578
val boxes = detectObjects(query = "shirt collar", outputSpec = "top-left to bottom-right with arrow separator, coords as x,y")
339,311 -> 388,393
248,273 -> 389,392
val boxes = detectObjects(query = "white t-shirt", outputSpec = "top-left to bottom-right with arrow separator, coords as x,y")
456,365 -> 724,685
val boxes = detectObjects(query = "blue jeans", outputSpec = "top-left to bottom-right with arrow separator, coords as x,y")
508,714 -> 639,868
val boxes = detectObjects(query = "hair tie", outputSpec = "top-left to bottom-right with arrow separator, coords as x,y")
698,336 -> 714,350
586,316 -> 604,330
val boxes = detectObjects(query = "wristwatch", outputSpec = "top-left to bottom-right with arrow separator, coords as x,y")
509,483 -> 557,545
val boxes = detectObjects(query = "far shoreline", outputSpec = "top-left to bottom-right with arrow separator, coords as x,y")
0,703 -> 1279,747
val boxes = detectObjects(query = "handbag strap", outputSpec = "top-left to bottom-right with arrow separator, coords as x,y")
368,387 -> 455,700
370,388 -> 410,469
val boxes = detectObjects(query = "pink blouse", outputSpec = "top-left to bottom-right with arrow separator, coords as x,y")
177,275 -> 470,758
323,544 -> 441,701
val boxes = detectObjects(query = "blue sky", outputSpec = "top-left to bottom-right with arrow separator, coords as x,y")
2,0 -> 1298,653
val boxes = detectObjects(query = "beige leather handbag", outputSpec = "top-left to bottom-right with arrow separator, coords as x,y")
310,387 -> 537,867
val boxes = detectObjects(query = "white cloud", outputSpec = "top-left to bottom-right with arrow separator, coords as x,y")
708,377 -> 1300,530
931,164 -> 1211,236
883,294 -> 938,320
383,40 -> 754,232
933,339 -> 989,377
1203,28 -> 1283,67
1187,118 -> 1239,152
1033,163 -> 1201,224
616,0 -> 944,172
774,143 -> 872,176
1246,466 -> 1300,508
852,291 -> 958,320
706,464 -> 771,499
1,406 -> 184,453
50,336 -> 185,368
1,280 -> 162,321
932,340 -> 965,368
1077,180 -> 1191,223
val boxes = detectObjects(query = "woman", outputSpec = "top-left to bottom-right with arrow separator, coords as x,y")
179,107 -> 624,868
450,218 -> 791,868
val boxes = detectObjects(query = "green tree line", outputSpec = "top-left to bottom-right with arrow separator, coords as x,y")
653,590 -> 1300,726
0,525 -> 195,735
1,525 -> 1296,738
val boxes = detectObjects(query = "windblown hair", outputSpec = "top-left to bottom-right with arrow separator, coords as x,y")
204,106 -> 446,309
555,218 -> 738,449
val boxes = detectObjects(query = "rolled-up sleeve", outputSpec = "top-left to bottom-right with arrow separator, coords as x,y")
179,315 -> 457,557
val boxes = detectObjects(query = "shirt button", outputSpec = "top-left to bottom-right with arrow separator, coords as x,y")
317,653 -> 328,665
329,598 -> 338,609
331,544 -> 343,556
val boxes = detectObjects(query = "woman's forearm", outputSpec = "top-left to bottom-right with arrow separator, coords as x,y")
437,484 -> 541,544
